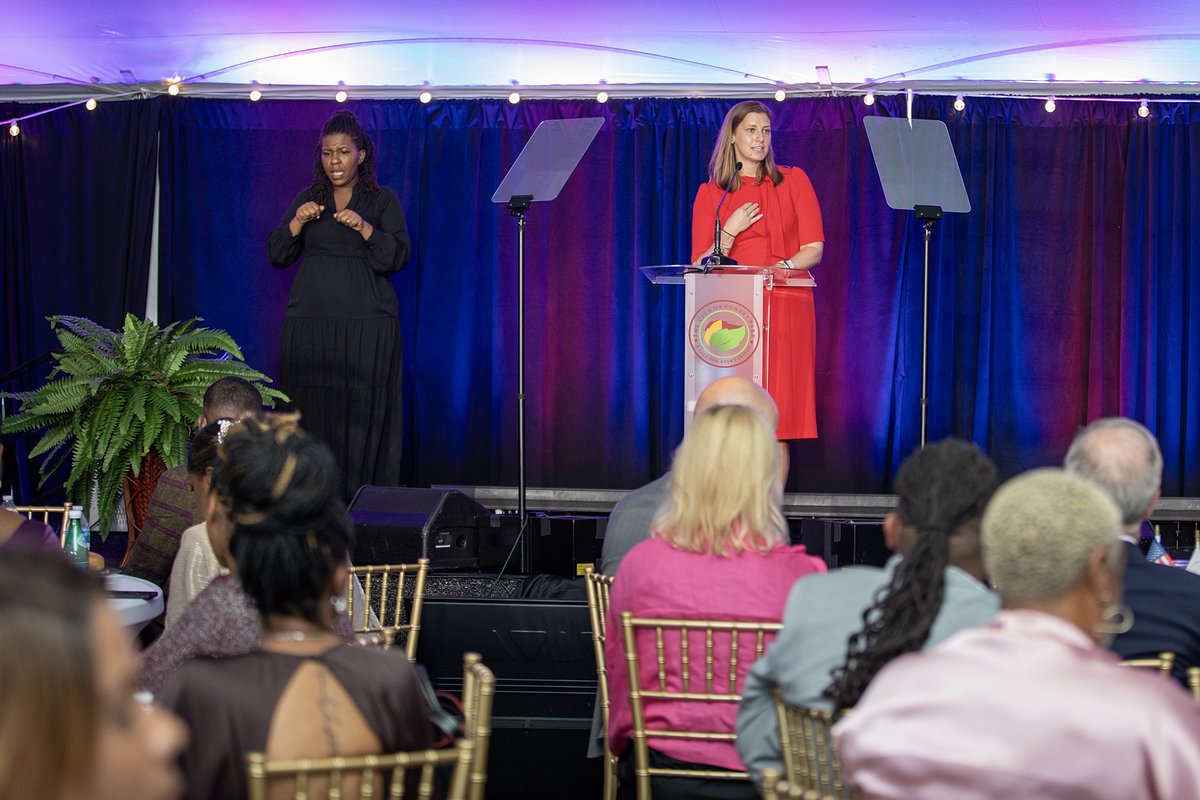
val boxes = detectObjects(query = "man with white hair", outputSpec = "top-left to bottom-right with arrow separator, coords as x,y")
1064,417 -> 1200,683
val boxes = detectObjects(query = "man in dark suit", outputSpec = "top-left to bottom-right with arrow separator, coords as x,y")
1065,417 -> 1200,684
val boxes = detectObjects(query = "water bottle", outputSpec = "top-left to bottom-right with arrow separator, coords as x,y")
65,505 -> 89,569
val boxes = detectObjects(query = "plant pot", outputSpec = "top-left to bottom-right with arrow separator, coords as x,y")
120,450 -> 167,568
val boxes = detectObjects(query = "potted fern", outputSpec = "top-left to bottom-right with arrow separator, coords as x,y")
1,314 -> 286,544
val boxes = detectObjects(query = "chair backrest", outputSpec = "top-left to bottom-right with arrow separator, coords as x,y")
619,612 -> 781,795
584,568 -> 615,730
1188,667 -> 1200,702
773,692 -> 858,799
1120,651 -> 1176,677
14,503 -> 72,547
460,652 -> 495,800
346,559 -> 429,661
761,767 -> 822,800
245,739 -> 474,800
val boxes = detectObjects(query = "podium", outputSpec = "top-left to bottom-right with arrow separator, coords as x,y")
641,265 -> 816,427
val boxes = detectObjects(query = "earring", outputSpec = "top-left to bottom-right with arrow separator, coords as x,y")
1096,601 -> 1134,636
330,594 -> 348,615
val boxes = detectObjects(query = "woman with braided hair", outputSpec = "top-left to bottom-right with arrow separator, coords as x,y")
158,414 -> 431,799
737,438 -> 1001,784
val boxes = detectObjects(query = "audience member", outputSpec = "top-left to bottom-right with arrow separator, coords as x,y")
124,376 -> 262,594
737,439 -> 999,783
0,551 -> 186,800
164,419 -> 232,627
605,404 -> 826,800
158,414 -> 431,799
138,418 -> 356,694
1064,416 -> 1200,683
0,507 -> 61,555
835,469 -> 1200,799
600,376 -> 783,577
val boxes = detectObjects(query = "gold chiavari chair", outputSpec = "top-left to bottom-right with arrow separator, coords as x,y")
460,652 -> 495,800
1120,651 -> 1176,677
762,767 -> 824,800
14,503 -> 72,547
1188,667 -> 1200,702
346,559 -> 429,661
619,612 -> 781,799
584,567 -> 618,800
773,693 -> 859,799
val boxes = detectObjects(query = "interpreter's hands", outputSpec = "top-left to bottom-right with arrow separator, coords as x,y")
293,201 -> 324,225
334,208 -> 370,234
724,202 -> 763,236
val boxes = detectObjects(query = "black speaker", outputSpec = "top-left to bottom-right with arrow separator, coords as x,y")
792,518 -> 890,569
348,486 -> 491,569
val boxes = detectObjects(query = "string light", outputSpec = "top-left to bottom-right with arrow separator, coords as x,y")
419,91 -> 432,104
863,91 -> 875,106
335,90 -> 348,103
8,121 -> 18,137
774,88 -> 786,102
1044,97 -> 1056,113
167,82 -> 180,96
1138,99 -> 1150,117
596,91 -> 609,103
249,88 -> 262,102
954,95 -> 965,112
508,92 -> 520,104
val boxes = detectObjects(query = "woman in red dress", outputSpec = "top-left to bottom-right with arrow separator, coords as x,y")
691,101 -> 824,439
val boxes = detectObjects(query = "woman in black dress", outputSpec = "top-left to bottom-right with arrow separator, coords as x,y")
267,110 -> 409,499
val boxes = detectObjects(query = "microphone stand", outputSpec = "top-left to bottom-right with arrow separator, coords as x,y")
702,161 -> 742,269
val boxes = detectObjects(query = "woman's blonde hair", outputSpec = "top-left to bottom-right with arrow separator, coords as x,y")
652,404 -> 788,556
707,100 -> 784,190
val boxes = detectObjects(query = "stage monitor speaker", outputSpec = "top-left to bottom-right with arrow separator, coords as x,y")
792,518 -> 890,569
348,486 -> 491,569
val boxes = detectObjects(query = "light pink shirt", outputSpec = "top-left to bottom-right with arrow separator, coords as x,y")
605,536 -> 827,770
835,609 -> 1200,800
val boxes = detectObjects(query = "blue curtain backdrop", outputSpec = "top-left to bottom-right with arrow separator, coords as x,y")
5,95 -> 1200,496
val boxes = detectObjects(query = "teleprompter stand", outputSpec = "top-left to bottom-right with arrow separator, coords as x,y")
491,117 -> 603,572
865,116 -> 971,448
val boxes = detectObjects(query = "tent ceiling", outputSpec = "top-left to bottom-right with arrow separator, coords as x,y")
4,0 -> 1200,96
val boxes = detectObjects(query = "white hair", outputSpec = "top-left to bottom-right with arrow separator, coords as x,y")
1064,417 -> 1162,527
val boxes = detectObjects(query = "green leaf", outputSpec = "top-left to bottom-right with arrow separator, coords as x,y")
709,326 -> 747,352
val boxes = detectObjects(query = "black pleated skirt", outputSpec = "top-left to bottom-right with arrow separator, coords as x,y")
279,315 -> 403,499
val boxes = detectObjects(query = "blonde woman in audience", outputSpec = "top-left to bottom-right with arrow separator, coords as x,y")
158,415 -> 430,799
0,551 -> 186,800
835,469 -> 1200,799
605,403 -> 827,800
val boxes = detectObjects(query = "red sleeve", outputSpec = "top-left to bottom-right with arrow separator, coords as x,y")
691,182 -> 721,263
785,167 -> 824,245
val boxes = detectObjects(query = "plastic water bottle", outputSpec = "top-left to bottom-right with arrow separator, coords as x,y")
65,505 -> 89,569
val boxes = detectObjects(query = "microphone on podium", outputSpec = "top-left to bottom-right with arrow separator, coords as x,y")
704,161 -> 742,268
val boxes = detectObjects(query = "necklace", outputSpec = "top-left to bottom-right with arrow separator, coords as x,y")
269,629 -> 334,641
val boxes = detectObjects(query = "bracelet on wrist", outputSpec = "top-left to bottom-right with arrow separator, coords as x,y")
721,227 -> 735,238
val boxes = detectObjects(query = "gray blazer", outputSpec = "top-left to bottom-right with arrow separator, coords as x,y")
735,556 -> 999,783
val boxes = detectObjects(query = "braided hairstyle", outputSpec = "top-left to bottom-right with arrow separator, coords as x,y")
307,110 -> 382,206
211,413 -> 352,625
823,439 -> 999,713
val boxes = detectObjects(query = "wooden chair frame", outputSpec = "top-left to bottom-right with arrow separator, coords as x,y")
460,652 -> 495,800
773,692 -> 858,799
584,567 -> 618,800
1120,651 -> 1176,677
346,559 -> 429,661
619,612 -> 781,799
14,503 -> 72,547
1188,667 -> 1200,702
761,767 -> 822,800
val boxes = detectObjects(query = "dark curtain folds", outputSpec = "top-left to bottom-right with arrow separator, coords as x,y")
6,94 -> 1200,496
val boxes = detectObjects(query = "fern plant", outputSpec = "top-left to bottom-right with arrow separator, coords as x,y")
1,314 -> 287,537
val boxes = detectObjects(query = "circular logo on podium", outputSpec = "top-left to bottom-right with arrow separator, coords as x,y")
689,300 -> 760,368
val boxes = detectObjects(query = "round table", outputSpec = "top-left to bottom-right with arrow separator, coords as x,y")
105,574 -> 164,632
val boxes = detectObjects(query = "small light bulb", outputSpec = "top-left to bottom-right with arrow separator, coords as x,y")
335,90 -> 348,103
774,88 -> 786,102
85,98 -> 97,111
1138,100 -> 1149,118
596,91 -> 609,104
249,89 -> 262,102
419,91 -> 432,104
8,122 -> 18,137
953,95 -> 965,112
508,92 -> 520,105
1044,97 -> 1056,113
167,83 -> 180,96
863,91 -> 875,107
